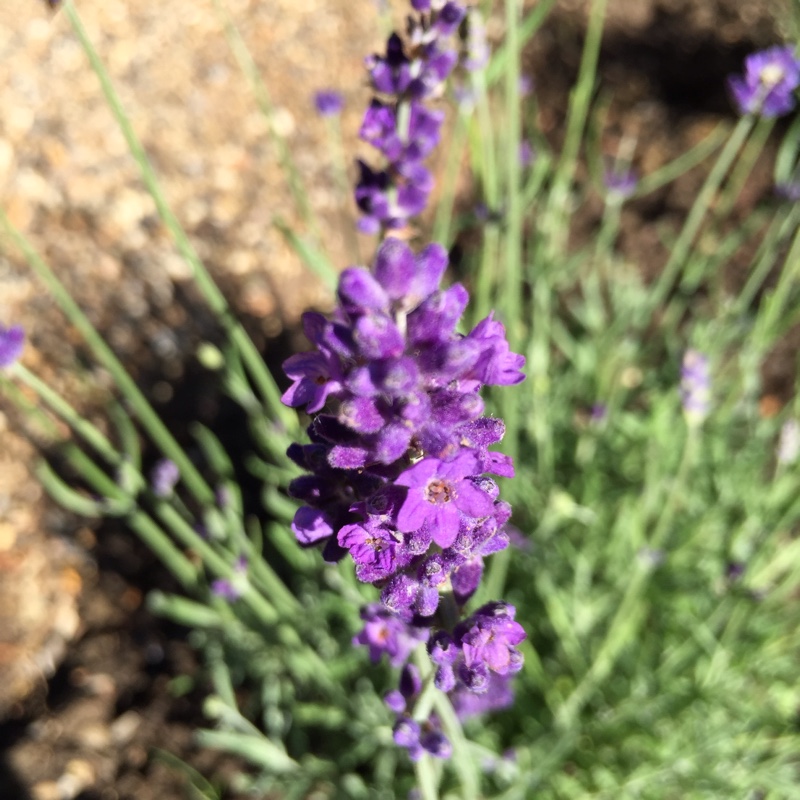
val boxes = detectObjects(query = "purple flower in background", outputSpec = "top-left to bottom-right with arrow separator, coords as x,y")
589,403 -> 608,424
355,3 -> 466,234
680,349 -> 711,424
728,45 -> 800,118
353,604 -> 428,667
151,458 -> 180,497
519,141 -> 535,168
211,556 -> 248,602
314,89 -> 344,117
0,324 -> 24,368
775,181 -> 800,201
604,166 -> 638,200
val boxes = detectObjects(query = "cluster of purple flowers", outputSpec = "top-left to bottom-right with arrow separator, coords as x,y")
355,2 -> 467,234
281,234 -> 526,759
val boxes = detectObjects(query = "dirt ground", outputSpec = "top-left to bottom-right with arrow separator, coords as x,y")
0,0 -> 790,798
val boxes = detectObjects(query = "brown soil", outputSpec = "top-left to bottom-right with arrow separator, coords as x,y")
0,0 -> 791,798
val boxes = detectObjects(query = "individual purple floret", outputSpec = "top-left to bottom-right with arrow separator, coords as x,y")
314,90 -> 344,117
728,45 -> 800,118
604,166 -> 638,200
680,349 -> 711,424
151,458 -> 180,498
353,604 -> 429,667
0,323 -> 25,368
395,452 -> 494,547
775,181 -> 800,202
211,556 -> 248,601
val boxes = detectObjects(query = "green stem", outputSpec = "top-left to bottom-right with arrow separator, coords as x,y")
63,443 -> 201,590
14,365 -> 120,466
62,0 -> 297,433
555,432 -> 697,729
210,0 -> 320,241
325,116 -> 361,264
735,204 -> 800,314
645,115 -> 755,319
542,0 -> 608,260
432,111 -> 469,248
0,207 -> 216,508
499,0 -> 524,469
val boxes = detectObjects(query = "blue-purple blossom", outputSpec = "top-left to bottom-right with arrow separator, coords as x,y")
728,45 -> 800,118
353,604 -> 428,666
590,403 -> 608,424
313,90 -> 344,117
395,452 -> 494,546
775,181 -> 800,202
151,458 -> 180,497
604,166 -> 638,200
0,323 -> 24,368
519,141 -> 535,168
211,556 -> 248,601
680,349 -> 711,424
282,0 -> 526,765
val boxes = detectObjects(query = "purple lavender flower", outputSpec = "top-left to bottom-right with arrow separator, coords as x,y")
282,0 -> 525,764
395,452 -> 494,547
604,166 -> 638,200
680,349 -> 711,424
353,604 -> 428,666
211,556 -> 248,601
151,458 -> 180,497
456,602 -> 526,679
450,673 -> 516,719
355,3 -> 466,233
728,45 -> 800,118
589,403 -> 608,424
0,324 -> 24,368
314,90 -> 344,117
775,181 -> 800,202
519,141 -> 535,168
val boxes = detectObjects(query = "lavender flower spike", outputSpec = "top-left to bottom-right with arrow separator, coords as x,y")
680,349 -> 711,425
355,2 -> 466,234
0,323 -> 25,368
283,0 -> 526,768
728,45 -> 800,118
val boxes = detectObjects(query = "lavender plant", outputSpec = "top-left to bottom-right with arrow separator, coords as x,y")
4,1 -> 800,798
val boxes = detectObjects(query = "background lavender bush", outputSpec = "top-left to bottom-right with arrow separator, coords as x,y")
3,0 -> 800,798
